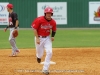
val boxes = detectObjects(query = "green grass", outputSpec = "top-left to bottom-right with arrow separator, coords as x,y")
54,29 -> 100,48
0,29 -> 100,49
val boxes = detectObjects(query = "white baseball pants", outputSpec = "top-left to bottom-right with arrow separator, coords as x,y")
35,36 -> 52,70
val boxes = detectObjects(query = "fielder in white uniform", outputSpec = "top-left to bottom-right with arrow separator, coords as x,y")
31,7 -> 57,75
4,3 -> 20,57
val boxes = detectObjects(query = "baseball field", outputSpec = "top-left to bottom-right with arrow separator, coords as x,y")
0,28 -> 100,75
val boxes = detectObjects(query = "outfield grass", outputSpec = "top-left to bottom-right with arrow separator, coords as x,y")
0,29 -> 100,49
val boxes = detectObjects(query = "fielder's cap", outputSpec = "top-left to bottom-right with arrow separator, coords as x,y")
7,4 -> 13,8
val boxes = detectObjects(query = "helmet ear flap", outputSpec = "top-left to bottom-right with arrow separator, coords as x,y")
51,13 -> 53,16
44,13 -> 46,16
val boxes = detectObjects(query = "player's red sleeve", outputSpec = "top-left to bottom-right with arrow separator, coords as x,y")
31,18 -> 40,30
52,21 -> 57,32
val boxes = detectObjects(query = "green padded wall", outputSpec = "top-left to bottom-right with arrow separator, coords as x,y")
0,0 -> 100,28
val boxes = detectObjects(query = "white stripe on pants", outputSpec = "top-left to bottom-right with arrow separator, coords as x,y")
35,36 -> 52,70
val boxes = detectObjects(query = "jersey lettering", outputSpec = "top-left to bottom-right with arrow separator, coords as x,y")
9,17 -> 13,25
41,24 -> 52,29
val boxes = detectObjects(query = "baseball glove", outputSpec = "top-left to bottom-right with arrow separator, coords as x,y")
12,29 -> 18,38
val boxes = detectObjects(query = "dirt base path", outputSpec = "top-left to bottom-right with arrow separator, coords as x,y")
0,48 -> 100,75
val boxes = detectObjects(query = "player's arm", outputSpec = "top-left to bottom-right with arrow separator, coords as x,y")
33,29 -> 40,44
52,31 -> 56,37
15,20 -> 19,28
4,25 -> 9,32
33,29 -> 39,39
14,13 -> 19,29
31,19 -> 40,44
51,21 -> 57,41
51,31 -> 56,41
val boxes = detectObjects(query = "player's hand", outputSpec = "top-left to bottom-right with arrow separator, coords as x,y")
36,38 -> 40,44
4,28 -> 7,32
51,37 -> 54,41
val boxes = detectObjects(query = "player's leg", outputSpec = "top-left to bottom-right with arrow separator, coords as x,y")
9,28 -> 19,56
43,36 -> 52,72
35,37 -> 44,62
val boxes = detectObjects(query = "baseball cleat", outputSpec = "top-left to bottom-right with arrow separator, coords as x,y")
9,50 -> 20,57
37,57 -> 41,63
16,50 -> 20,52
42,70 -> 49,75
9,53 -> 16,57
15,50 -> 20,55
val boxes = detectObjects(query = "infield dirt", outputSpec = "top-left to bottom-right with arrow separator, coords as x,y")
0,48 -> 100,75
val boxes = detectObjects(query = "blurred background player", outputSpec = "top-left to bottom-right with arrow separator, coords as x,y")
31,7 -> 57,75
4,3 -> 20,57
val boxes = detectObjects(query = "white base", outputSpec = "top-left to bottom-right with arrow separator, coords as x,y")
40,61 -> 56,64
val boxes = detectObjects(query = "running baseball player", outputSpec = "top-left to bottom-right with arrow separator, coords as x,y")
31,7 -> 56,75
4,3 -> 20,57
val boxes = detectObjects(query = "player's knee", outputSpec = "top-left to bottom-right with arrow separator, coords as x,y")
47,51 -> 52,57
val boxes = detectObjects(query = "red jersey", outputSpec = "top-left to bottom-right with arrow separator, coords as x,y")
98,12 -> 100,17
31,16 -> 56,36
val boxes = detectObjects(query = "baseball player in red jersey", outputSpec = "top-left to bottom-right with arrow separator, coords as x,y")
31,7 -> 56,75
4,4 -> 20,57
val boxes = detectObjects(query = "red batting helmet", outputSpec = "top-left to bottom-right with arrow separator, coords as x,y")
7,4 -> 13,9
44,7 -> 53,13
